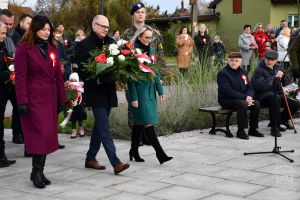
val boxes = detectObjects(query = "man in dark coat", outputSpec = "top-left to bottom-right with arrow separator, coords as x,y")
0,22 -> 16,167
75,15 -> 129,175
217,52 -> 262,140
11,14 -> 32,46
251,50 -> 300,137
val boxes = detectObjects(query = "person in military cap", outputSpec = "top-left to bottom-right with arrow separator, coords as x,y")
122,2 -> 166,67
122,2 -> 166,145
217,52 -> 262,140
251,50 -> 300,137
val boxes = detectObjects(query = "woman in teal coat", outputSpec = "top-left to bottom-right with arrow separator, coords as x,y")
128,25 -> 172,164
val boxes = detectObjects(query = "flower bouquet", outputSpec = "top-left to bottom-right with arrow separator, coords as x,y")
6,64 -> 15,85
283,83 -> 300,101
60,80 -> 84,128
83,39 -> 156,82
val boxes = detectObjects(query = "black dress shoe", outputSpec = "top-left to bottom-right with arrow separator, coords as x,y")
271,127 -> 282,137
0,160 -> 10,168
281,121 -> 293,130
248,129 -> 264,137
236,129 -> 249,140
12,135 -> 24,144
58,143 -> 65,149
278,125 -> 286,132
0,157 -> 16,165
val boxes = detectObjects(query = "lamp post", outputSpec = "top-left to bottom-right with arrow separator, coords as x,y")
190,0 -> 198,38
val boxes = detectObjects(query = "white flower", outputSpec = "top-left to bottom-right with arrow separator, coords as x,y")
135,48 -> 142,54
110,49 -> 120,56
106,57 -> 114,66
117,39 -> 128,47
118,54 -> 125,61
109,43 -> 118,50
8,64 -> 14,71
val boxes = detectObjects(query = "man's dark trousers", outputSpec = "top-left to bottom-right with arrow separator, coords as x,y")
225,100 -> 260,130
260,94 -> 299,127
86,107 -> 120,167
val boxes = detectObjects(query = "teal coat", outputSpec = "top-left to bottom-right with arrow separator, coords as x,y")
128,46 -> 164,125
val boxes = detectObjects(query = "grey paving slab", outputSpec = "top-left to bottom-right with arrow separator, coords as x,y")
102,192 -> 161,200
148,185 -> 214,200
247,187 -> 300,200
199,193 -> 250,200
51,184 -> 119,200
107,179 -> 171,195
161,172 -> 223,189
202,180 -> 267,197
210,168 -> 269,182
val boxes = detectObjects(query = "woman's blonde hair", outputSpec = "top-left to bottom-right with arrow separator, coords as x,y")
280,27 -> 291,37
76,29 -> 85,37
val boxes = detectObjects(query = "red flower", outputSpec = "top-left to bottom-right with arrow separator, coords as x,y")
95,53 -> 107,63
121,49 -> 131,56
10,72 -> 15,81
126,42 -> 134,49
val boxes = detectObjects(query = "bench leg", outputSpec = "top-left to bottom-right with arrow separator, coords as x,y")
225,113 -> 233,138
209,113 -> 217,135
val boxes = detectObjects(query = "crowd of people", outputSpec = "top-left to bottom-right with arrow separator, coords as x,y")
0,2 -> 174,189
0,1 -> 300,190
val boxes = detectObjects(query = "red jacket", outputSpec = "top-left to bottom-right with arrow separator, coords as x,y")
253,31 -> 269,60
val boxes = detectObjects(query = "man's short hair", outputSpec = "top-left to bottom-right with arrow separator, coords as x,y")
56,23 -> 63,27
243,24 -> 251,30
228,52 -> 242,59
0,9 -> 13,17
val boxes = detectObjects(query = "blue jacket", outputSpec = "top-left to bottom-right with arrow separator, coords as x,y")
217,64 -> 253,107
251,60 -> 289,101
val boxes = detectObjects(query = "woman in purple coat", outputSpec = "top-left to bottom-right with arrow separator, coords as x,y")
14,15 -> 66,189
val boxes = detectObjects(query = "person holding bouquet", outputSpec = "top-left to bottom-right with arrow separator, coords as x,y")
75,15 -> 129,174
14,15 -> 67,189
128,25 -> 173,164
68,72 -> 87,138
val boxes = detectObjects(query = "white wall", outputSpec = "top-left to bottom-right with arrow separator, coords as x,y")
0,0 -> 9,9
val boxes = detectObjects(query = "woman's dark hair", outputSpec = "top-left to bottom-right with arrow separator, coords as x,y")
21,15 -> 57,47
243,24 -> 251,30
179,26 -> 189,34
113,30 -> 119,35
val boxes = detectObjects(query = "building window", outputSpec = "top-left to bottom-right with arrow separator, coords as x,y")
288,15 -> 299,27
233,0 -> 242,14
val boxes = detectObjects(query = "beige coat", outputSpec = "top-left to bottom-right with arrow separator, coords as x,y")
176,35 -> 194,68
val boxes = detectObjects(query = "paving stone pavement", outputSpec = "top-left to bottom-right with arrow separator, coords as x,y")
1,120 -> 300,200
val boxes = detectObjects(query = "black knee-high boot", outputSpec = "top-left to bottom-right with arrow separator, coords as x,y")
40,155 -> 51,185
30,155 -> 46,189
129,125 -> 145,162
144,126 -> 173,164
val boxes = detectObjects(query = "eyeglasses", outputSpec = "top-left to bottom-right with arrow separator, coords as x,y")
95,22 -> 110,30
141,35 -> 152,41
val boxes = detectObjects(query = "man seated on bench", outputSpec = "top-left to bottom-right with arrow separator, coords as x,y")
251,50 -> 300,137
217,52 -> 264,140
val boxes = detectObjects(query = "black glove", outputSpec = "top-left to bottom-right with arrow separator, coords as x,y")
18,104 -> 28,115
57,103 -> 64,113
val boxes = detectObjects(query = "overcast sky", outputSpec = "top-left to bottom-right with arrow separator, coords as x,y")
17,0 -> 212,13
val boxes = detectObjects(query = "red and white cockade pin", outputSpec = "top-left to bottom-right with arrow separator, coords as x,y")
241,75 -> 248,84
50,52 -> 56,67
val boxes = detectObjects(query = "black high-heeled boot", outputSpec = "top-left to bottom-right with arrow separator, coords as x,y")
40,155 -> 51,185
30,155 -> 46,189
144,126 -> 172,164
129,125 -> 145,162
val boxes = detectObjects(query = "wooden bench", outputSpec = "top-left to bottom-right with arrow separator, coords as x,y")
198,106 -> 234,138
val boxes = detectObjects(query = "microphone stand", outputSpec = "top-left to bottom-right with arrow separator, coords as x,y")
244,78 -> 294,163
